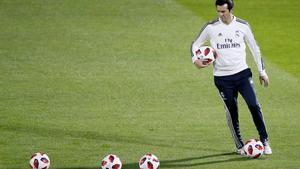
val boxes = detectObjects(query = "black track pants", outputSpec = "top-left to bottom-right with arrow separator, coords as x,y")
214,68 -> 269,149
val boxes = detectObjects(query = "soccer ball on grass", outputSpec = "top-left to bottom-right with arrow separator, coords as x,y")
243,139 -> 264,158
101,154 -> 122,169
139,153 -> 160,169
29,152 -> 50,169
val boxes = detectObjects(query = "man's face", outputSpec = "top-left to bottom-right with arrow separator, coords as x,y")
217,4 -> 231,23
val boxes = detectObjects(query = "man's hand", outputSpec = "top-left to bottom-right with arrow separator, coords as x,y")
259,74 -> 269,87
194,59 -> 209,69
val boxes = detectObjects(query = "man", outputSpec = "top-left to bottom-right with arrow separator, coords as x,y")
191,0 -> 272,155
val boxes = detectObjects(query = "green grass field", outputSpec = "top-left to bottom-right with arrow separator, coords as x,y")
1,0 -> 300,168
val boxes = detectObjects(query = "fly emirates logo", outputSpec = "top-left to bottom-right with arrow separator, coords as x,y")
217,38 -> 241,49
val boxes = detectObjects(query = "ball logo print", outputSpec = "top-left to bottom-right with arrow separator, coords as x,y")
29,152 -> 50,169
195,46 -> 217,64
243,139 -> 264,159
101,154 -> 122,169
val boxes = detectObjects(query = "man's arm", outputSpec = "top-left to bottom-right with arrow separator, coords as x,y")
244,24 -> 269,87
191,23 -> 210,68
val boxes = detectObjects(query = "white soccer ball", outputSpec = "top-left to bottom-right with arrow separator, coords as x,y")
195,46 -> 217,64
101,154 -> 122,169
29,152 -> 50,169
139,153 -> 160,169
243,139 -> 264,158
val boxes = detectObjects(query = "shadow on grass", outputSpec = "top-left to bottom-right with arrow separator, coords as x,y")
3,126 -> 255,168
2,124 -> 227,153
160,152 -> 250,168
54,152 -> 251,169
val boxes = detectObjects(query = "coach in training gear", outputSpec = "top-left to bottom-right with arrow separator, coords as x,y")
191,0 -> 272,155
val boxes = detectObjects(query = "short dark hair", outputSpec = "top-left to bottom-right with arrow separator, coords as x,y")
215,0 -> 234,11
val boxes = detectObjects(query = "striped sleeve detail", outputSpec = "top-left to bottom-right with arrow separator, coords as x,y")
236,18 -> 248,25
194,18 -> 219,41
261,57 -> 265,70
190,41 -> 194,57
209,18 -> 219,24
197,23 -> 209,38
241,18 -> 266,75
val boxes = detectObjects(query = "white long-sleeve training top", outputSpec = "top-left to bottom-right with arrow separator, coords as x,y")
191,16 -> 266,77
